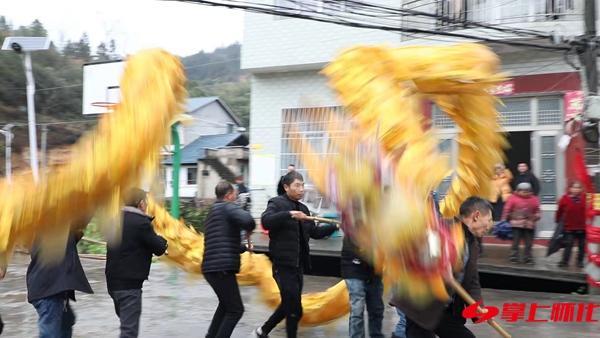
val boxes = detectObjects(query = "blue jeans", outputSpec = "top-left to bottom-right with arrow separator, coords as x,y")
31,293 -> 75,338
393,307 -> 407,338
345,278 -> 384,338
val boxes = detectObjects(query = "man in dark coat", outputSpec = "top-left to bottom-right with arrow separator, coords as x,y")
391,196 -> 492,338
276,164 -> 295,196
512,162 -> 540,196
255,171 -> 338,338
342,235 -> 384,338
106,188 -> 168,338
26,216 -> 93,338
202,181 -> 256,338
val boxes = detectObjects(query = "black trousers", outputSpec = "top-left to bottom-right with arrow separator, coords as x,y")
510,228 -> 534,260
109,289 -> 143,338
491,200 -> 504,222
406,310 -> 475,338
561,230 -> 586,265
204,271 -> 244,338
261,266 -> 304,338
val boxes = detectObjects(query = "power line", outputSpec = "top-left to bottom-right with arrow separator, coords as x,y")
173,0 -> 572,51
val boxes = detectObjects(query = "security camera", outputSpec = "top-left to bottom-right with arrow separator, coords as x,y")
10,42 -> 22,54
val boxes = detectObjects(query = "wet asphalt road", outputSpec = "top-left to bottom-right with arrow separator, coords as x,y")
0,254 -> 599,338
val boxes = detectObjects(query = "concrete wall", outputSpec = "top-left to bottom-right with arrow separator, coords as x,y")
241,0 -> 399,72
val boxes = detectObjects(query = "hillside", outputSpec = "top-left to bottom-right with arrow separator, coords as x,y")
182,43 -> 249,126
0,17 -> 249,174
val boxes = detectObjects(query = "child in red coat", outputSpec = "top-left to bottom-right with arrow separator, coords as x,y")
556,181 -> 587,268
502,182 -> 541,264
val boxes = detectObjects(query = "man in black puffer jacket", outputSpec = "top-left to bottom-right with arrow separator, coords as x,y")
106,188 -> 168,338
202,181 -> 255,338
341,236 -> 384,338
255,171 -> 338,338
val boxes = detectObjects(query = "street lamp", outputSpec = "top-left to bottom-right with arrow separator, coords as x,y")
1,37 -> 50,183
0,124 -> 14,184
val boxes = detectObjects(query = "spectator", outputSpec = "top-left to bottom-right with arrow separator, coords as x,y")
235,175 -> 251,211
556,181 -> 587,268
512,163 -> 540,196
502,182 -> 541,265
488,163 -> 513,221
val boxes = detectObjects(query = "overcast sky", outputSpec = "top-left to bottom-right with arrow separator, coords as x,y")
0,0 -> 244,57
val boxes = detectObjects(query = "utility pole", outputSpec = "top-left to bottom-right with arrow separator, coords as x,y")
579,0 -> 600,296
580,0 -> 598,96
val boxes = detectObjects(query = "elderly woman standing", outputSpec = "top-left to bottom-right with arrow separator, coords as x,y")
489,163 -> 513,221
502,182 -> 541,265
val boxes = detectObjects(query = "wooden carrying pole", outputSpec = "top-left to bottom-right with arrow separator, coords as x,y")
446,277 -> 512,338
306,216 -> 342,225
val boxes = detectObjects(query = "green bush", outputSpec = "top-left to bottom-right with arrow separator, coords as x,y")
77,219 -> 106,255
165,200 -> 209,233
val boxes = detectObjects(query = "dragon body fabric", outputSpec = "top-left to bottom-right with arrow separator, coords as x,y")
0,44 -> 506,326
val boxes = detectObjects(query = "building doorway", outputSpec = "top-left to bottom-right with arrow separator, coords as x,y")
505,131 -> 531,178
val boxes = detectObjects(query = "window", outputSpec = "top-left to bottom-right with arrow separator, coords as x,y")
187,167 -> 197,185
202,169 -> 210,177
436,0 -> 469,29
280,106 -> 347,184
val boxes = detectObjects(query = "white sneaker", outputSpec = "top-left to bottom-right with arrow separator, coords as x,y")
253,327 -> 267,338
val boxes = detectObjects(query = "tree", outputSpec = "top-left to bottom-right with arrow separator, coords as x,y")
75,33 -> 91,60
29,19 -> 47,37
95,42 -> 110,61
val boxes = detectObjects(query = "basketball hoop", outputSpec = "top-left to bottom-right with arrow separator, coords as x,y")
91,101 -> 117,112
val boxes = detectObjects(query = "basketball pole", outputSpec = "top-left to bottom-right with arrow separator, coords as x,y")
170,123 -> 181,219
23,51 -> 39,183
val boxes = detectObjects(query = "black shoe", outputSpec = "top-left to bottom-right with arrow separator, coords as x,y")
524,258 -> 535,265
577,262 -> 585,269
558,261 -> 568,268
509,256 -> 519,264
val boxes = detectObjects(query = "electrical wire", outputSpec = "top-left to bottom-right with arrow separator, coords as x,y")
172,0 -> 572,51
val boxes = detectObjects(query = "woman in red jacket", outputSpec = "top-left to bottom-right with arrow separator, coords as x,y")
556,181 -> 587,268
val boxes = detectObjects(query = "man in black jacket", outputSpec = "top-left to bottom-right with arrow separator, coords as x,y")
391,196 -> 491,338
342,235 -> 384,338
512,162 -> 540,196
276,164 -> 295,196
106,188 -> 168,338
255,171 -> 338,338
26,216 -> 93,338
202,181 -> 256,338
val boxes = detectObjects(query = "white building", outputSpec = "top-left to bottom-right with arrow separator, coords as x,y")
242,0 -> 595,236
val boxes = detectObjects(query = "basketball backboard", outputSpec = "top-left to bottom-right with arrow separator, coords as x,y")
82,59 -> 125,115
